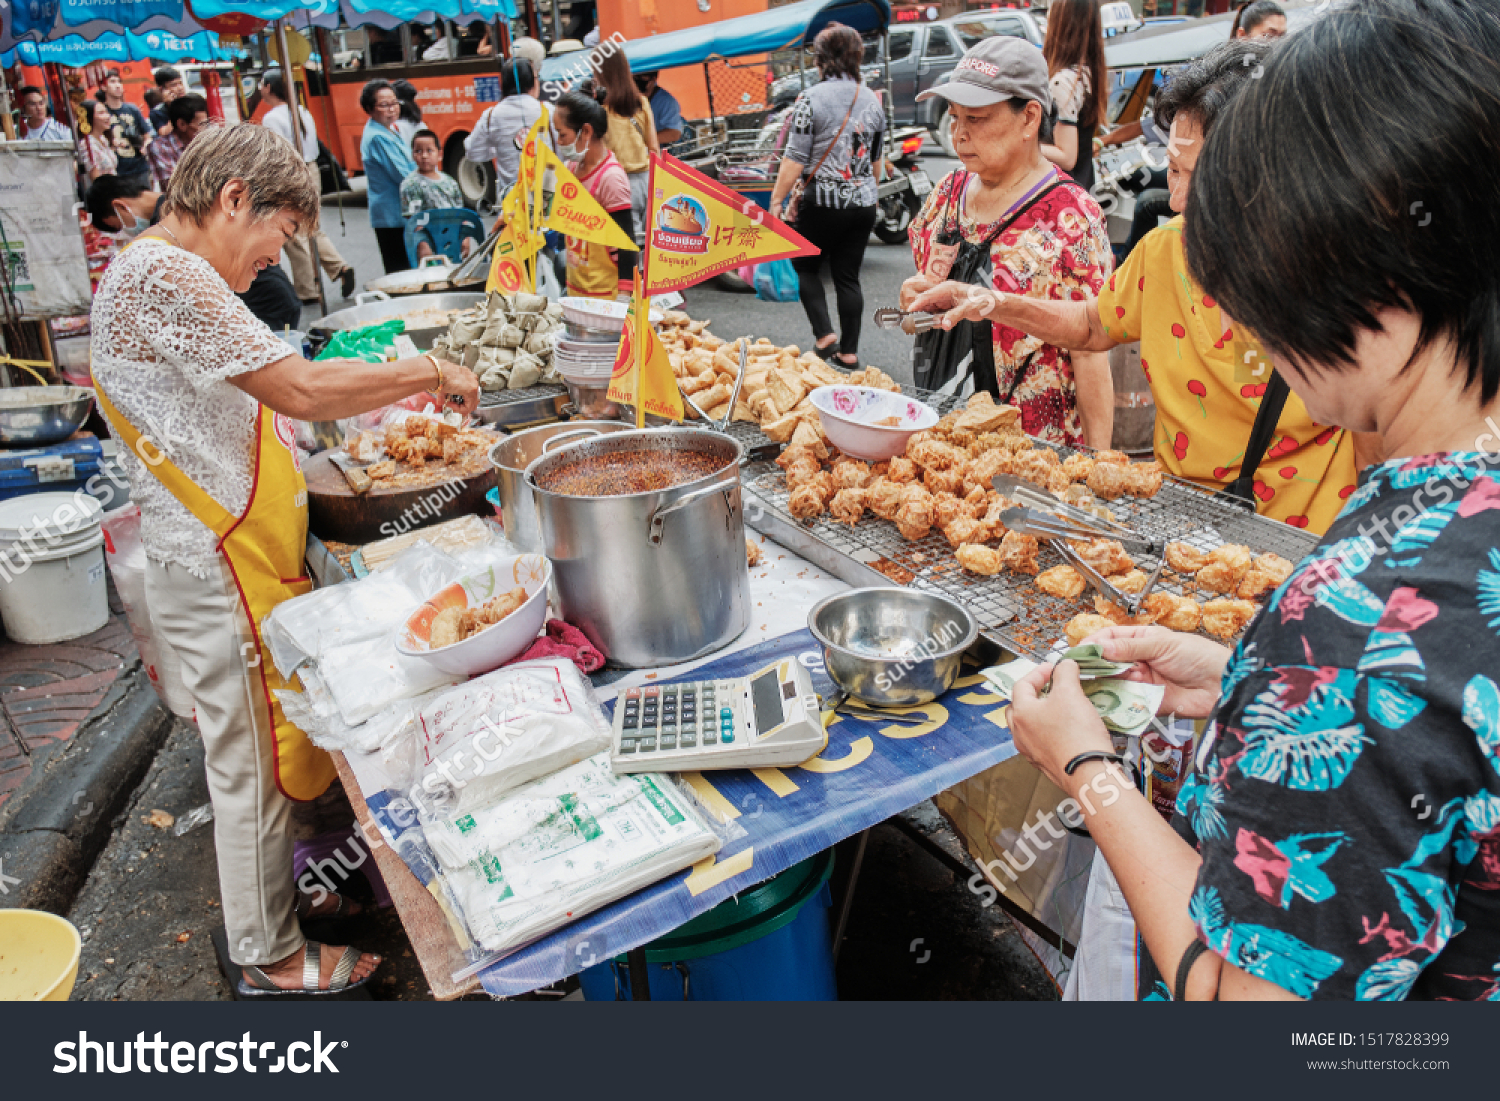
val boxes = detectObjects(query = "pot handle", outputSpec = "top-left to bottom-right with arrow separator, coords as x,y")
647,473 -> 739,546
541,427 -> 604,454
354,290 -> 391,306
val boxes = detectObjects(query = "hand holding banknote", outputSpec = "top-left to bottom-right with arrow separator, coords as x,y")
1081,625 -> 1233,720
1008,660 -> 1122,794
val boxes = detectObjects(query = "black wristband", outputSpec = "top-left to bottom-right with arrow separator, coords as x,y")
1175,939 -> 1213,1002
1063,750 -> 1126,776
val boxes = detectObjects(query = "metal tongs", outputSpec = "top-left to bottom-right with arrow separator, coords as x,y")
873,307 -> 938,335
991,473 -> 1167,615
681,340 -> 749,431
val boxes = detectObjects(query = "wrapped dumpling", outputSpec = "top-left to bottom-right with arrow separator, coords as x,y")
508,352 -> 544,390
497,323 -> 525,349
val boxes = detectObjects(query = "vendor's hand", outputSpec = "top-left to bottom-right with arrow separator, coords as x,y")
909,280 -> 1008,329
434,361 -> 481,418
1080,625 -> 1230,719
899,272 -> 938,310
1010,660 -> 1116,797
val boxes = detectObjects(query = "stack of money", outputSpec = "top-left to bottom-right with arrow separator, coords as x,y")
982,653 -> 1164,740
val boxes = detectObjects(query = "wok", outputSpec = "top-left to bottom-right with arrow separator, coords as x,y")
303,448 -> 501,544
309,290 -> 484,350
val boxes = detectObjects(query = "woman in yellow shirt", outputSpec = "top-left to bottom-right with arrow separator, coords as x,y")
912,39 -> 1364,535
592,46 -> 658,247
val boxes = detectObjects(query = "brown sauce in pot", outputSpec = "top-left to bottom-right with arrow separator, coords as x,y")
537,448 -> 728,497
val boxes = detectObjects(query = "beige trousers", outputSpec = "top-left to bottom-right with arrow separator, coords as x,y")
284,229 -> 349,301
146,558 -> 303,967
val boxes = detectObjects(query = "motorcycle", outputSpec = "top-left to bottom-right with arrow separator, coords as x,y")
874,125 -> 933,245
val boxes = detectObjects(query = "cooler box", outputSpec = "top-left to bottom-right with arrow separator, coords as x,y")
0,437 -> 106,504
579,850 -> 837,1001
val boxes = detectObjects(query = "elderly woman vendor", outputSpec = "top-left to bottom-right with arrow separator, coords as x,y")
90,124 -> 480,995
912,39 -> 1363,535
1012,0 -> 1500,1000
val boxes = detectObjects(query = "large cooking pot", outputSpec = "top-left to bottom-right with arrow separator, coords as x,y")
526,429 -> 750,668
488,421 -> 631,553
309,290 -> 484,350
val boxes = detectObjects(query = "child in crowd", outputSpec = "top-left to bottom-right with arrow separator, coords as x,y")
399,129 -> 475,259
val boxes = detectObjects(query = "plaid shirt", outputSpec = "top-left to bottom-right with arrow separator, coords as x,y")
147,131 -> 186,189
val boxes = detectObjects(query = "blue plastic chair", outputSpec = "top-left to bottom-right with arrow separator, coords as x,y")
403,207 -> 486,266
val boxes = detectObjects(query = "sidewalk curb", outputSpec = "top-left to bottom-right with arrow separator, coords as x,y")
0,663 -> 175,912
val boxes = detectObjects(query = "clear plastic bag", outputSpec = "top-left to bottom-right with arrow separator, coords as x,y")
100,504 -> 195,718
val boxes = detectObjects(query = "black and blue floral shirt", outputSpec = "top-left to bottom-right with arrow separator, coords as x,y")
1146,452 -> 1500,1000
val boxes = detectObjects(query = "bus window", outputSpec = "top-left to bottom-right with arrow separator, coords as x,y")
368,27 -> 402,67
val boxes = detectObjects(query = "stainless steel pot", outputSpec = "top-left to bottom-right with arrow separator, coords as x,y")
488,421 -> 631,554
525,429 -> 750,668
0,386 -> 96,448
309,290 -> 484,349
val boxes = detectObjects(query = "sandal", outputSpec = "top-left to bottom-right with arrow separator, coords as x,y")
237,941 -> 378,997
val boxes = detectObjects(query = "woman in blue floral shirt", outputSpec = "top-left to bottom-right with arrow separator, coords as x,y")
1009,0 -> 1500,1000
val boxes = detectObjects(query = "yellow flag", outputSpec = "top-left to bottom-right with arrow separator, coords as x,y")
535,143 -> 639,252
485,183 -> 543,294
607,272 -> 683,424
642,152 -> 816,294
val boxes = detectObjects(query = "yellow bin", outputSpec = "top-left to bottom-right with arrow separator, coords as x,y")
0,909 -> 82,1001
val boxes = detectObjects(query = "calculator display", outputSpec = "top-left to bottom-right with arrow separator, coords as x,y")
750,670 -> 785,734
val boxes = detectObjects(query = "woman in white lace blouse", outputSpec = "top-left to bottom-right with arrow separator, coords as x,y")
91,123 -> 479,996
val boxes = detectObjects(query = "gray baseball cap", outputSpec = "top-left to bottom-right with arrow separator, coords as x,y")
916,36 -> 1051,111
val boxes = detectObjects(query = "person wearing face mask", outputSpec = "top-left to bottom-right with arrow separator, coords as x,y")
85,172 -> 305,332
359,79 -> 419,274
551,90 -> 636,299
90,123 -> 479,998
911,39 -> 1366,536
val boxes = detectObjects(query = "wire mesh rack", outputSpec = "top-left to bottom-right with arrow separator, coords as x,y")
478,382 -> 567,409
716,385 -> 968,465
744,441 -> 1320,660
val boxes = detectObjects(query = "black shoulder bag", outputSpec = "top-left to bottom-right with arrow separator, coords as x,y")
1220,371 -> 1291,512
913,175 -> 1072,398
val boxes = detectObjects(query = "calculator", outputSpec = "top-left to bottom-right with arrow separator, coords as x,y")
609,658 -> 827,774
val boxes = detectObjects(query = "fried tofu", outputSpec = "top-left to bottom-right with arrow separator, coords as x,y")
429,605 -> 465,649
866,478 -> 907,521
1196,544 -> 1253,594
895,483 -> 937,541
997,531 -> 1041,576
1094,594 -> 1157,627
1072,538 -> 1135,577
831,459 -> 873,490
924,464 -> 966,496
957,542 -> 1004,576
1036,564 -> 1087,600
1095,450 -> 1131,465
1237,553 -> 1295,599
887,456 -> 919,483
1061,453 -> 1096,482
367,460 -> 396,480
1123,461 -> 1164,498
1065,613 -> 1116,647
1113,569 -> 1149,594
1165,541 -> 1211,574
829,487 -> 868,525
1202,598 -> 1257,639
943,516 -> 987,549
1143,592 -> 1202,632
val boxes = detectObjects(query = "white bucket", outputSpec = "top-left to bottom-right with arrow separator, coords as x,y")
0,530 -> 110,644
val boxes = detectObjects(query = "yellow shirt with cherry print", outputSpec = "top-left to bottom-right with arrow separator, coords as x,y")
1095,218 -> 1358,535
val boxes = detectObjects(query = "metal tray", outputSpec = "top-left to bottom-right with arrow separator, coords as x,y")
744,439 -> 1320,660
475,383 -> 569,430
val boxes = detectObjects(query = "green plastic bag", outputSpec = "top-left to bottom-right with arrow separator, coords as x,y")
314,318 -> 406,363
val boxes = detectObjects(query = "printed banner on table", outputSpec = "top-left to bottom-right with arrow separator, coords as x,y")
606,273 -> 684,423
643,152 -> 816,294
362,629 -> 1024,997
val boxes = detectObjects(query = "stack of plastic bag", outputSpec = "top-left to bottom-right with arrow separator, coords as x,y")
422,751 -> 721,955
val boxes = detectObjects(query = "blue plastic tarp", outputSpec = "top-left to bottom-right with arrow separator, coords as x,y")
2,28 -> 230,66
539,0 -> 891,87
363,627 -> 1016,997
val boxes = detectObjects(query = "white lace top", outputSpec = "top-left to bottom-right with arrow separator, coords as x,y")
91,239 -> 294,576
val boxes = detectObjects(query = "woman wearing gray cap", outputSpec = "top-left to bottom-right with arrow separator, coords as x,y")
900,36 -> 1112,448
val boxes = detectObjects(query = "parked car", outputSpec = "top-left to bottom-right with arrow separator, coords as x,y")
887,9 -> 1045,134
1100,2 -> 1145,37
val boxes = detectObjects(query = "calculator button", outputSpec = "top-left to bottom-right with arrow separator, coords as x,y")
625,688 -> 641,700
638,737 -> 656,752
721,730 -> 734,743
644,686 -> 660,696
660,735 -> 676,750
702,730 -> 717,745
618,741 -> 636,753
679,733 -> 696,747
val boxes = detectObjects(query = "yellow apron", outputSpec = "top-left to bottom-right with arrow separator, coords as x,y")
95,385 -> 336,802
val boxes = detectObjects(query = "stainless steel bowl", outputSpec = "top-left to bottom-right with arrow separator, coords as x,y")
808,587 -> 978,707
0,386 -> 96,448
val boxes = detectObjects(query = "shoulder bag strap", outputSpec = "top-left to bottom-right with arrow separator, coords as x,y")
1224,371 -> 1292,508
803,85 -> 860,184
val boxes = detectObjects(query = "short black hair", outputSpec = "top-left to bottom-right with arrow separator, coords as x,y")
85,174 -> 151,230
18,85 -> 45,101
1231,1 -> 1285,37
1186,0 -> 1500,402
359,78 -> 395,116
167,94 -> 207,128
410,128 -> 441,152
154,66 -> 182,88
556,89 -> 607,142
501,58 -> 535,98
1153,37 -> 1273,136
262,70 -> 287,102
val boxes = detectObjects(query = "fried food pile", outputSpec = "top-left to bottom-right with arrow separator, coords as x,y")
660,322 -> 899,448
429,587 -> 530,649
344,416 -> 498,490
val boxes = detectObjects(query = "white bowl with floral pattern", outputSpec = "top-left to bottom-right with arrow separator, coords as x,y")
808,386 -> 940,462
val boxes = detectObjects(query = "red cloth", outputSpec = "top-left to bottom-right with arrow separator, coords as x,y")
514,619 -> 604,674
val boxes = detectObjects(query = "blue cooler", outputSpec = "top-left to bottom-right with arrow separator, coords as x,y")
0,437 -> 108,504
579,849 -> 837,1001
